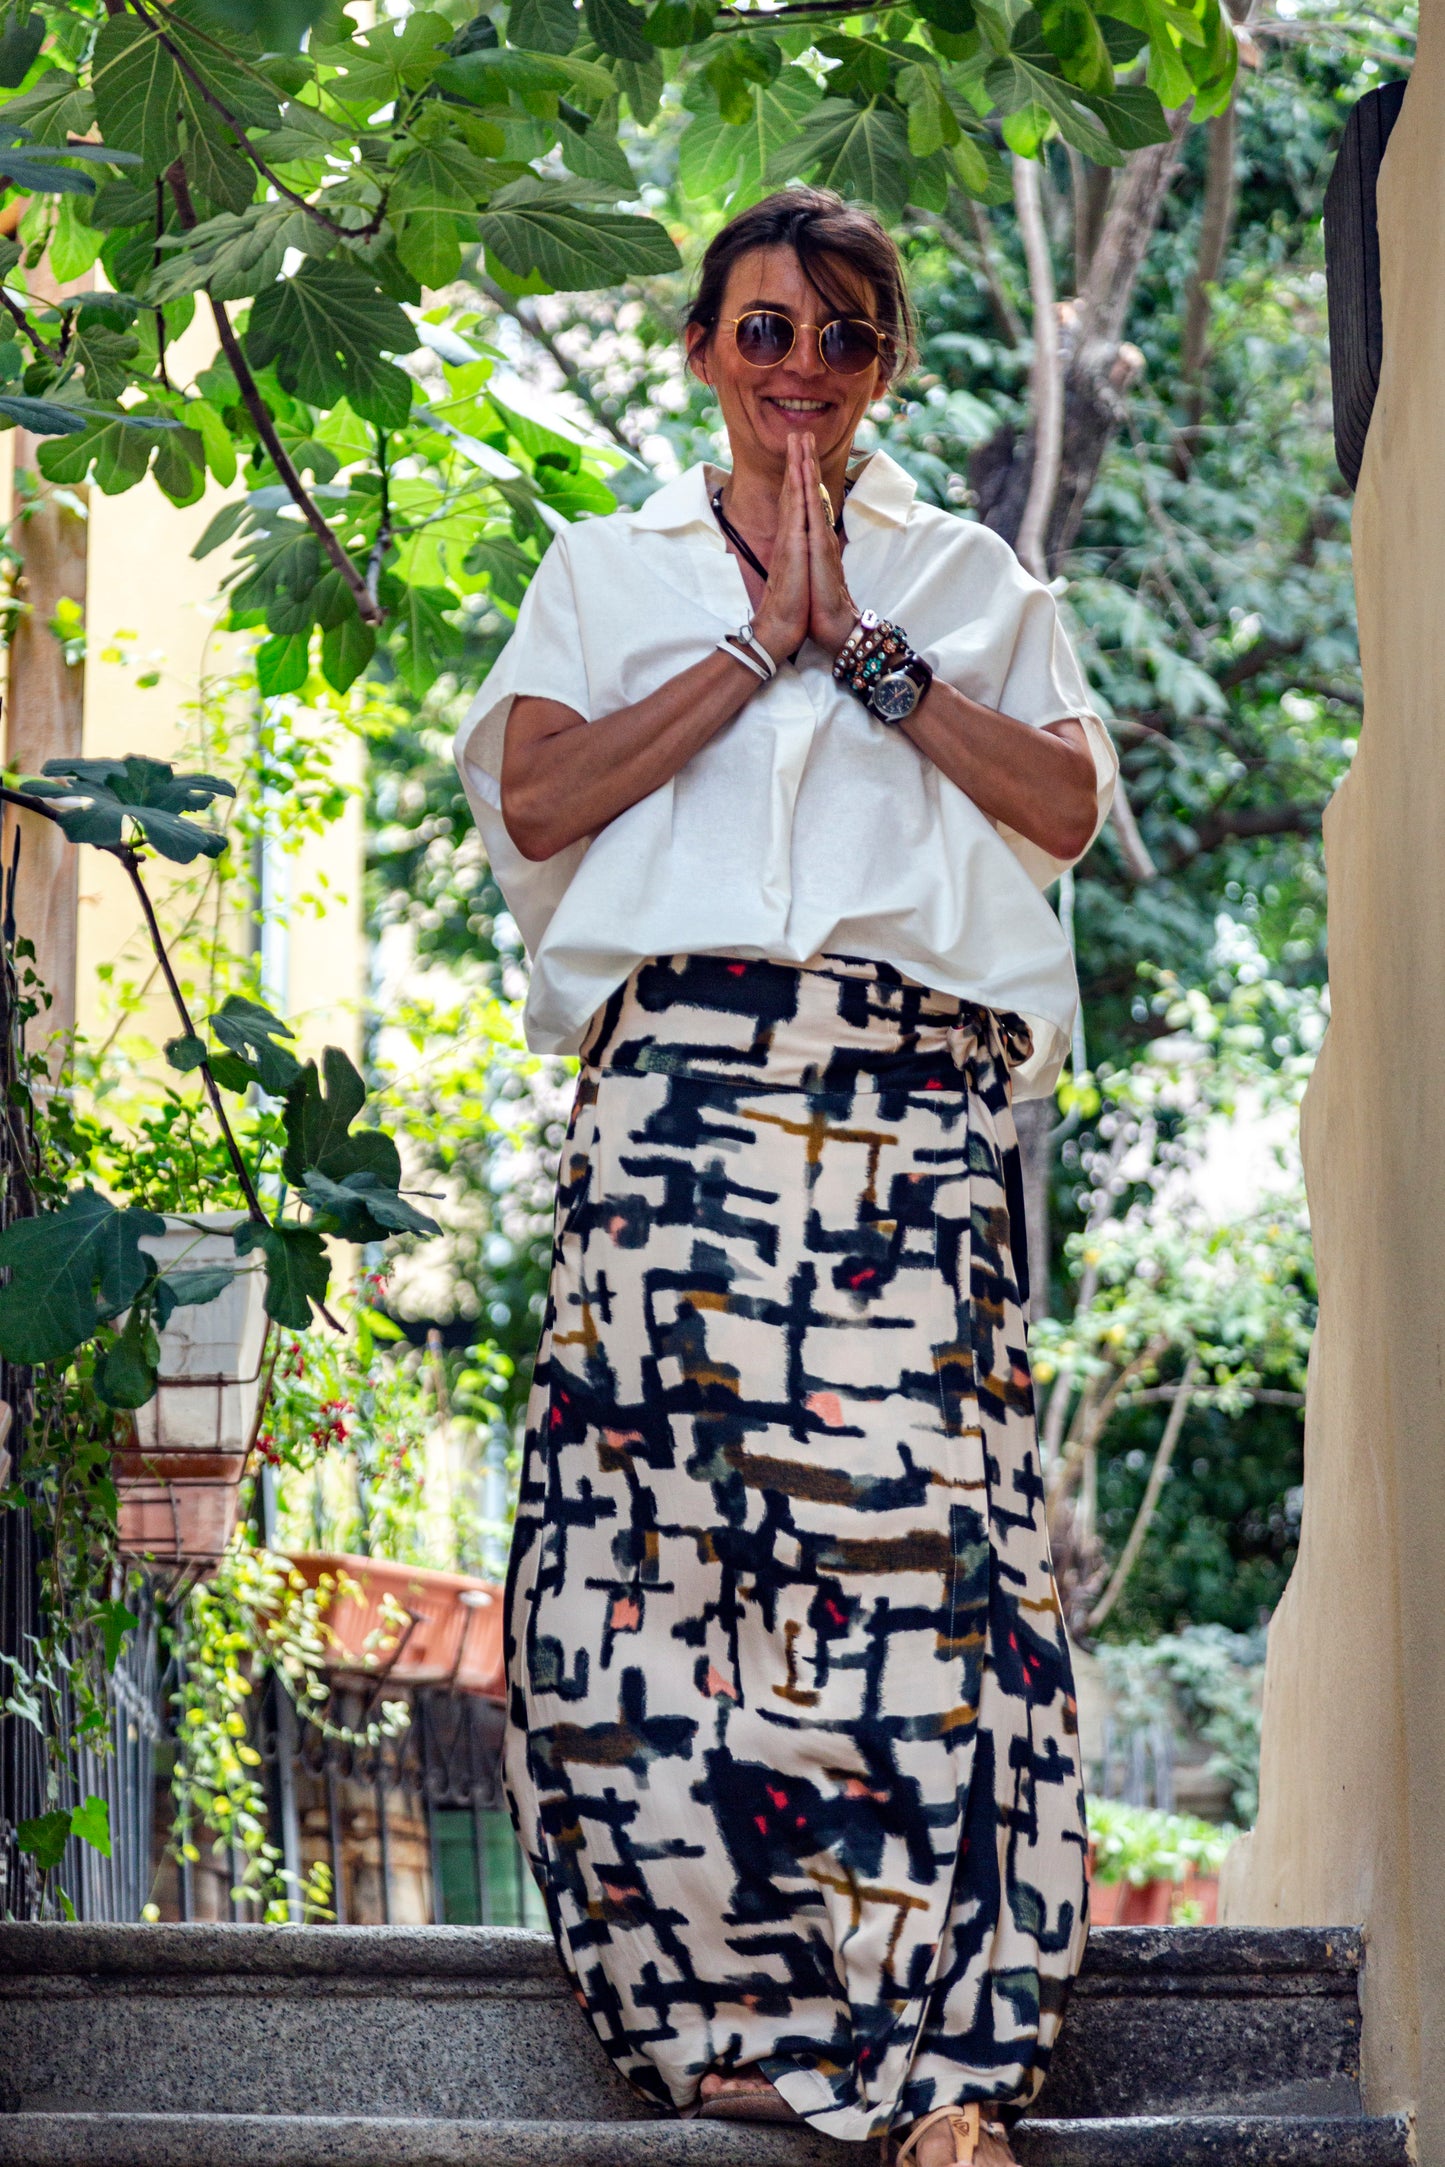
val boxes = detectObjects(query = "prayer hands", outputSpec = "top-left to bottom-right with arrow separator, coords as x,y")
751,433 -> 860,668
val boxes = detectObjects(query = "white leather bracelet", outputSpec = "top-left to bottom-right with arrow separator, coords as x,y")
718,635 -> 771,682
724,621 -> 777,680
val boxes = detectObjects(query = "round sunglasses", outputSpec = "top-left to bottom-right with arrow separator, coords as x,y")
725,308 -> 887,377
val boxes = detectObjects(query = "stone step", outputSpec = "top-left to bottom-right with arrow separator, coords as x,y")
0,1923 -> 1366,2126
0,2115 -> 1413,2167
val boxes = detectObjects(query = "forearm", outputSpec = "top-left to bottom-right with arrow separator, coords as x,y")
501,649 -> 762,861
903,681 -> 1099,862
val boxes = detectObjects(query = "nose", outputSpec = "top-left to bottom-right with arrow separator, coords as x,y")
789,324 -> 829,378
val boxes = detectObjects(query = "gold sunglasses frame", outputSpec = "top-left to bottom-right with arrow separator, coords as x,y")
723,309 -> 887,377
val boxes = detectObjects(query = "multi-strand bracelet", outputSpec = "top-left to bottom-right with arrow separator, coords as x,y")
833,610 -> 934,726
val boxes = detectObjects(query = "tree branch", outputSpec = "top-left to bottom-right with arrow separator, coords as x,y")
130,0 -> 385,244
1013,154 -> 1063,582
1086,1349 -> 1199,1631
1109,777 -> 1158,880
964,199 -> 1024,348
475,273 -> 640,456
1165,799 -> 1328,870
1181,90 -> 1240,384
0,282 -> 61,363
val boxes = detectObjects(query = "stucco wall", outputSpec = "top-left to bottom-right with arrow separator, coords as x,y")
1219,12 -> 1445,2149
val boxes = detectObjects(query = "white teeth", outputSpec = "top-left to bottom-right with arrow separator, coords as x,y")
773,399 -> 827,412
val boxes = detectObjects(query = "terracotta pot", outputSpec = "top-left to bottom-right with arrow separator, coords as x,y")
286,1553 -> 506,1699
1087,1871 -> 1221,1927
115,1213 -> 269,1571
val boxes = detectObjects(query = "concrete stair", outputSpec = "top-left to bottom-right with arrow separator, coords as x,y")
0,1922 -> 1409,2166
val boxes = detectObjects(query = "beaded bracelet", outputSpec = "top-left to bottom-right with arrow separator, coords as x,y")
833,613 -> 912,699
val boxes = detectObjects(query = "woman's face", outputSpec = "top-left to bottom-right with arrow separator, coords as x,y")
686,243 -> 887,478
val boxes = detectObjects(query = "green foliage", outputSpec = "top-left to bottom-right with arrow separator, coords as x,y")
0,0 -> 1232,699
1095,1624 -> 1265,1822
1086,1795 -> 1238,1885
167,1539 -> 404,1920
0,769 -> 439,1403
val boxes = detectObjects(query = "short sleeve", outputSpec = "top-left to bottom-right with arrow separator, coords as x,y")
454,533 -> 592,814
453,532 -> 592,961
919,528 -> 1118,888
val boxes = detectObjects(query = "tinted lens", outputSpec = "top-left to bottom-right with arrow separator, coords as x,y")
820,318 -> 884,375
734,311 -> 795,366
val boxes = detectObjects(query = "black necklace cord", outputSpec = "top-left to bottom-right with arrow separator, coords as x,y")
711,476 -> 850,584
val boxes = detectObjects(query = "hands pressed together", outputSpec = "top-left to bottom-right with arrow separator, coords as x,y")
751,431 -> 861,668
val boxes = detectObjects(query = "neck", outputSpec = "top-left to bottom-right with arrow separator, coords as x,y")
723,442 -> 856,534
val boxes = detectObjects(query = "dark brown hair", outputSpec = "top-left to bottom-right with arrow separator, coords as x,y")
685,187 -> 917,384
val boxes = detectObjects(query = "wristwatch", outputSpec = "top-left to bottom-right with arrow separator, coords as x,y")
867,654 -> 933,725
833,613 -> 934,726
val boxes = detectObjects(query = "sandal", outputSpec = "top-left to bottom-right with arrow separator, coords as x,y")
697,2070 -> 800,2124
889,2103 -> 1015,2167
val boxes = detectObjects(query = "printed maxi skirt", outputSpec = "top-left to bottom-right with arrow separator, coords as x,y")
503,953 -> 1089,2144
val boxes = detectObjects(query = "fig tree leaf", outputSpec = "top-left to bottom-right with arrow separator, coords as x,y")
234,1218 -> 330,1330
207,994 -> 304,1095
154,1264 -> 235,1328
300,1168 -> 441,1241
0,1189 -> 165,1366
164,1032 -> 208,1073
244,260 -> 416,426
24,756 -> 234,863
95,1299 -> 160,1409
90,14 -> 184,180
477,177 -> 681,289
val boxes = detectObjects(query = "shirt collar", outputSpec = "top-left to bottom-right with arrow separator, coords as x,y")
629,448 -> 919,535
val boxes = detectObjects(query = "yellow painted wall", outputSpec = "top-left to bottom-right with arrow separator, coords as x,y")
1219,15 -> 1445,2155
46,315 -> 366,1064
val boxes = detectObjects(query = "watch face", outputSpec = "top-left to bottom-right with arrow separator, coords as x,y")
871,669 -> 922,723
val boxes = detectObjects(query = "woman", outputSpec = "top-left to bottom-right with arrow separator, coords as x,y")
455,187 -> 1116,2167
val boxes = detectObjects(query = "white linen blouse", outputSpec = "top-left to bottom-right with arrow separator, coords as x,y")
454,448 -> 1117,1098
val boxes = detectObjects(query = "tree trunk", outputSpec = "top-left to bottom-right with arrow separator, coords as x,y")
1014,1094 -> 1055,1321
972,112 -> 1192,570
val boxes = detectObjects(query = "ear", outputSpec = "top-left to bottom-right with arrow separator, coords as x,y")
684,322 -> 711,386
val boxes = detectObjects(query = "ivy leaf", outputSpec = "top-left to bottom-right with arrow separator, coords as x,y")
244,262 -> 416,428
154,1265 -> 236,1329
70,1795 -> 113,1858
90,15 -> 184,180
233,1219 -> 330,1332
511,0 -> 581,52
149,203 -> 322,307
299,1168 -> 441,1242
478,176 -> 680,290
68,320 -> 142,403
315,9 -> 455,106
985,15 -> 1127,163
24,755 -> 234,863
207,994 -> 304,1095
584,0 -> 652,60
282,1046 -> 400,1188
0,1189 -> 166,1366
17,1809 -> 71,1872
391,137 -> 498,287
766,98 -> 912,218
96,1599 -> 139,1673
95,1299 -> 161,1409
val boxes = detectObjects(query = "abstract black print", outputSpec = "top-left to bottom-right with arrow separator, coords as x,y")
503,953 -> 1089,2143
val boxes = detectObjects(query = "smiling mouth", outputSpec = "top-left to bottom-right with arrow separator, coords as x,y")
766,397 -> 831,414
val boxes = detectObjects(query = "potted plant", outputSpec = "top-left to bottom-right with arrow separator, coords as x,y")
1086,1799 -> 1237,1925
286,1552 -> 505,1699
114,1214 -> 269,1568
0,757 -> 441,1576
